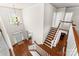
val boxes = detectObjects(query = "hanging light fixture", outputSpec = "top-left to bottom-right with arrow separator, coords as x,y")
13,4 -> 20,26
9,4 -> 20,26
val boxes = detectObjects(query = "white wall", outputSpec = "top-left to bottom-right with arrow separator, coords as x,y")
0,32 -> 10,56
60,12 -> 73,30
52,6 -> 57,27
66,7 -> 79,35
0,7 -> 26,45
22,4 -> 44,44
22,3 -> 56,44
0,17 -> 14,55
43,4 -> 55,41
54,8 -> 66,27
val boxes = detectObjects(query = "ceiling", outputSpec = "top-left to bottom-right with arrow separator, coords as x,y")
0,3 -> 79,9
51,3 -> 79,8
0,3 -> 37,9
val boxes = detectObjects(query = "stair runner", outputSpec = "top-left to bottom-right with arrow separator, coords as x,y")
43,27 -> 57,48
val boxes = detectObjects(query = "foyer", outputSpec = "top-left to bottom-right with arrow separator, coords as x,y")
0,3 -> 79,56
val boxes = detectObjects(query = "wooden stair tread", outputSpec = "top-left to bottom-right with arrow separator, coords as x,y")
44,41 -> 51,45
47,35 -> 54,38
45,39 -> 51,43
43,44 -> 51,48
48,34 -> 55,36
48,32 -> 56,35
46,37 -> 54,41
44,42 -> 51,46
38,33 -> 67,56
46,39 -> 51,41
43,27 -> 58,51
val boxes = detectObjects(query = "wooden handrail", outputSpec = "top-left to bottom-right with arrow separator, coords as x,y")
60,20 -> 72,23
72,27 -> 79,55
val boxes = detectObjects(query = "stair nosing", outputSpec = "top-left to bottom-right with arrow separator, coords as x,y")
43,28 -> 57,49
47,37 -> 53,40
44,41 -> 51,46
48,33 -> 55,35
44,43 -> 51,48
46,41 -> 51,45
46,39 -> 51,42
47,35 -> 54,38
46,40 -> 51,43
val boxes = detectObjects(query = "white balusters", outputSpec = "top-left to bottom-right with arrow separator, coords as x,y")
66,25 -> 78,56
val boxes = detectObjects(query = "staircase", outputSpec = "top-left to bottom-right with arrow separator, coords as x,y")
43,27 -> 57,48
34,21 -> 71,56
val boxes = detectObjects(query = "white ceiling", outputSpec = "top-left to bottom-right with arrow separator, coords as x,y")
0,3 -> 37,9
0,3 -> 79,9
51,3 -> 79,8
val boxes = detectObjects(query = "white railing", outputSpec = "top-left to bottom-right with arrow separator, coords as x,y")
66,25 -> 78,56
51,29 -> 61,47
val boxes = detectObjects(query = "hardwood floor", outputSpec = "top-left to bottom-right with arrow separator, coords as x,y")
10,27 -> 67,56
13,40 -> 32,56
10,35 -> 67,56
37,33 -> 67,56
